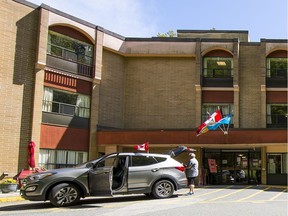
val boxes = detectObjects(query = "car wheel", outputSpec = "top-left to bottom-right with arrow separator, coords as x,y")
152,180 -> 174,199
49,183 -> 81,207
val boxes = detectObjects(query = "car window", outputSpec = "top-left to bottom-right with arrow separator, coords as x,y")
96,155 -> 117,168
130,155 -> 164,167
155,157 -> 167,163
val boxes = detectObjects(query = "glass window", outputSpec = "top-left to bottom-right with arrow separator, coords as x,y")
130,156 -> 159,166
203,57 -> 233,78
96,155 -> 117,168
42,87 -> 90,118
39,149 -> 88,169
267,104 -> 287,128
155,157 -> 167,163
267,153 -> 288,174
202,104 -> 233,123
266,58 -> 287,78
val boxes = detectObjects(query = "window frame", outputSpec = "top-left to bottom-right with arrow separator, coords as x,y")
201,103 -> 234,123
47,30 -> 93,66
203,57 -> 233,78
266,58 -> 287,78
39,149 -> 88,169
42,87 -> 91,118
266,104 -> 287,128
267,153 -> 288,174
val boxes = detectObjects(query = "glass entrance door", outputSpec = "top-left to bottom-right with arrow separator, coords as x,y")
234,152 -> 248,184
221,152 -> 248,184
204,149 -> 261,185
221,152 -> 235,184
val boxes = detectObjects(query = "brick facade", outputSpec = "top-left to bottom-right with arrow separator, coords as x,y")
0,1 -> 287,185
0,0 -> 39,176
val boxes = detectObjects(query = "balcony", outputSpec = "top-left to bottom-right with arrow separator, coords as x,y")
267,114 -> 287,128
42,100 -> 90,128
46,44 -> 94,77
266,69 -> 287,88
202,68 -> 233,87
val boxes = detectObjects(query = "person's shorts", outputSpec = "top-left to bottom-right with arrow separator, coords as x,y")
187,177 -> 196,185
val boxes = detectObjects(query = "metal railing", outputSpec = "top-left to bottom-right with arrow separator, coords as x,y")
42,100 -> 90,118
47,44 -> 94,77
202,68 -> 233,78
267,114 -> 287,128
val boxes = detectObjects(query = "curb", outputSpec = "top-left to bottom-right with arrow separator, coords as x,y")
0,196 -> 24,203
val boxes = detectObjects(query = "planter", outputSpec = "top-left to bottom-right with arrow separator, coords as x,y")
0,184 -> 18,193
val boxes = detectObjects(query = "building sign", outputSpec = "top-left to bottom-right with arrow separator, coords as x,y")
208,159 -> 217,173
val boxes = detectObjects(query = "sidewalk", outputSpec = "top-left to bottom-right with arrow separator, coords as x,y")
0,190 -> 24,203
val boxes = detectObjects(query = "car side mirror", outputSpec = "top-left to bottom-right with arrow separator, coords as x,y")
86,162 -> 94,169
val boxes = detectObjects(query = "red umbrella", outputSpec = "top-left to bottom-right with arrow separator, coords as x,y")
28,141 -> 36,169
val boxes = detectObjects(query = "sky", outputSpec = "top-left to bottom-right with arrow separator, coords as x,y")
27,0 -> 288,42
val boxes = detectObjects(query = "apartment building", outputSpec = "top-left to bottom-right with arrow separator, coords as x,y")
0,0 -> 287,185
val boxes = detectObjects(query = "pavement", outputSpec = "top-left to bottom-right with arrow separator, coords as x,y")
0,190 -> 24,203
0,185 -> 287,203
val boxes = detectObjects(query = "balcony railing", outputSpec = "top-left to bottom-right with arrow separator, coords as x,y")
266,68 -> 287,88
47,44 -> 94,77
202,68 -> 233,87
267,114 -> 287,128
42,100 -> 90,118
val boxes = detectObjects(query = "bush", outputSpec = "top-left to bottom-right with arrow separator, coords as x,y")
0,178 -> 17,184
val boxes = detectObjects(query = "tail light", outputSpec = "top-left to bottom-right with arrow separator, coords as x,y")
175,166 -> 185,172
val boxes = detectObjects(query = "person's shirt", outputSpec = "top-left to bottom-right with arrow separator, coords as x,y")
185,158 -> 199,177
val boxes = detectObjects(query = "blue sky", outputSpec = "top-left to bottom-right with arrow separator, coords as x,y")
28,0 -> 288,42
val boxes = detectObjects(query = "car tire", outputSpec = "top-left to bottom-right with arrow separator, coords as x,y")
152,180 -> 174,199
49,183 -> 81,207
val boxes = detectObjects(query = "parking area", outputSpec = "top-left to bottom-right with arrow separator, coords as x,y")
176,185 -> 287,203
0,185 -> 287,216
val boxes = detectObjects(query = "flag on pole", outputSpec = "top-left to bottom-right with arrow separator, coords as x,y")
196,109 -> 222,136
134,142 -> 149,152
207,114 -> 232,131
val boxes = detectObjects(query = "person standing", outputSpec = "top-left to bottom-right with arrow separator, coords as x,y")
184,153 -> 199,195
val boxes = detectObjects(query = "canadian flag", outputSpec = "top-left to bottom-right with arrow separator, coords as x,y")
196,109 -> 222,136
134,142 -> 149,152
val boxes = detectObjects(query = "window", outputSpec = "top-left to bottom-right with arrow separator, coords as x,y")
203,57 -> 233,78
267,153 -> 288,174
202,104 -> 233,123
42,87 -> 90,118
267,104 -> 287,128
48,30 -> 93,66
130,156 -> 161,166
39,149 -> 88,169
266,58 -> 287,78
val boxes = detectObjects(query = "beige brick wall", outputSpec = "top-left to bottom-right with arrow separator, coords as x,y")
0,0 -> 39,176
239,45 -> 265,128
98,50 -> 125,128
124,57 -> 196,129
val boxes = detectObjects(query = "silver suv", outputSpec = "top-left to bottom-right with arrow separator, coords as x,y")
20,146 -> 194,207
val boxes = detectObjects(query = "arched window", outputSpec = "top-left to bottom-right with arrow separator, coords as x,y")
266,50 -> 287,88
202,50 -> 233,87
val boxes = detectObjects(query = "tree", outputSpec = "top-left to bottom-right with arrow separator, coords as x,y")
156,30 -> 177,37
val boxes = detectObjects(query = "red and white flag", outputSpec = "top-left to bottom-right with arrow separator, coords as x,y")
196,109 -> 222,136
134,142 -> 149,152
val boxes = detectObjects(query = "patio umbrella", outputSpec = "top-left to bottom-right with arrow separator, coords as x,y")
28,141 -> 36,169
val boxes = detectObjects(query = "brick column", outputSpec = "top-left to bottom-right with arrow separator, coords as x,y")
195,39 -> 202,126
89,28 -> 104,160
233,85 -> 239,128
261,146 -> 267,184
260,85 -> 267,128
233,40 -> 240,128
31,8 -> 49,167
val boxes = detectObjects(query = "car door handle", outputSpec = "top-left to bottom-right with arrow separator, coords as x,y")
151,168 -> 159,172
